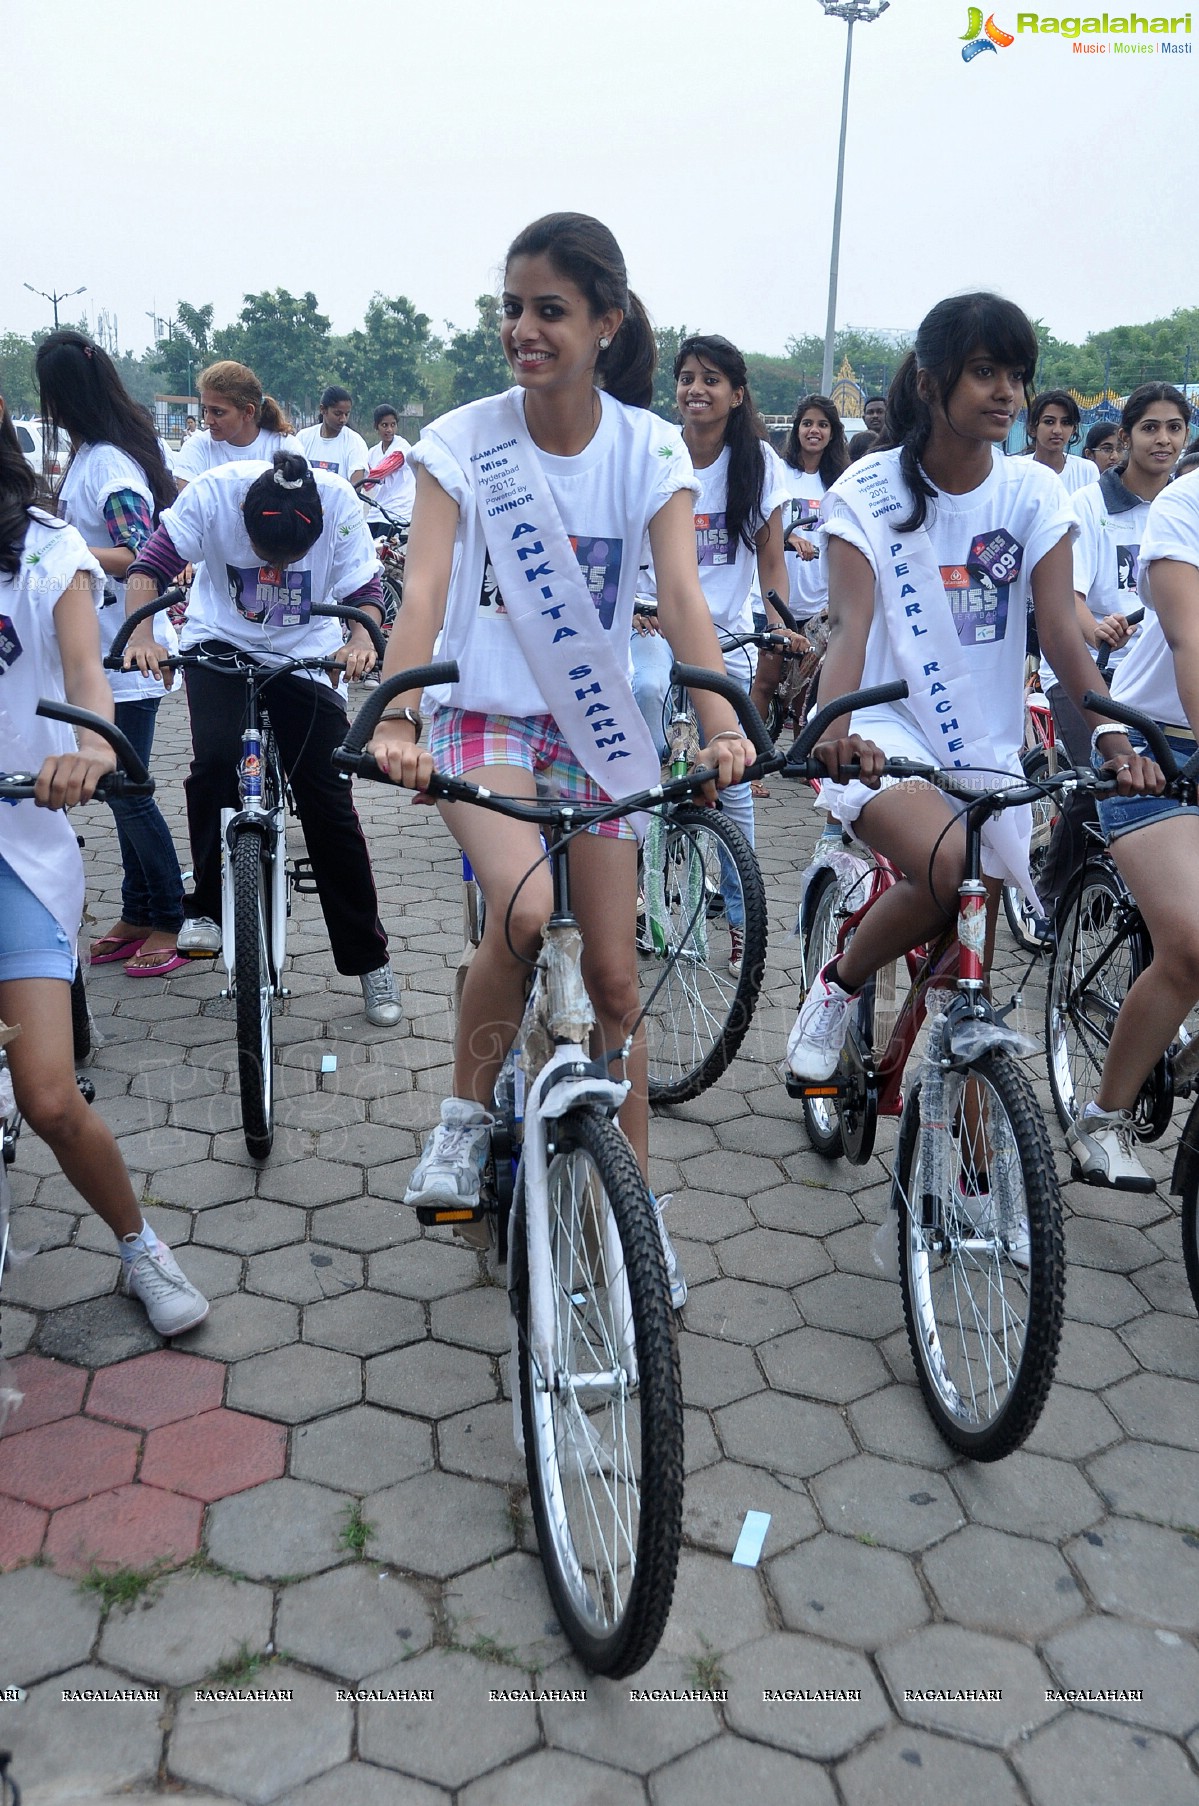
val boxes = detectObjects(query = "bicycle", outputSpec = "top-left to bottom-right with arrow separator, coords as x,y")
108,593 -> 385,1160
363,497 -> 407,635
640,628 -> 775,1105
1,700 -> 152,1368
785,681 -> 1094,1458
335,656 -> 775,1674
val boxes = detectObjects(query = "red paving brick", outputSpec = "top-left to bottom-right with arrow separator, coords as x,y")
0,1415 -> 139,1510
0,1355 -> 88,1435
141,1407 -> 286,1502
45,1482 -> 203,1576
0,1497 -> 47,1570
87,1349 -> 225,1430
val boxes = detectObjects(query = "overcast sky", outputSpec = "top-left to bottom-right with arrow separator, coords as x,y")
5,0 -> 1195,362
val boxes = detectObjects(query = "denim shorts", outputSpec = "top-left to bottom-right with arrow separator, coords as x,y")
1095,728 -> 1199,845
0,850 -> 75,983
426,707 -> 636,841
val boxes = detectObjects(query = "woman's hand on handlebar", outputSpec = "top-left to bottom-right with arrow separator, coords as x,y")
333,634 -> 378,685
123,634 -> 176,690
787,532 -> 819,562
691,730 -> 756,805
1099,744 -> 1165,796
366,722 -> 437,796
1094,612 -> 1134,650
811,732 -> 888,788
34,745 -> 117,810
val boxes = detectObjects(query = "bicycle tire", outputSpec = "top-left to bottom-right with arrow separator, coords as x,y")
1002,748 -> 1053,953
513,1106 -> 683,1675
380,575 -> 402,636
799,869 -> 846,1157
70,966 -> 91,1062
1182,1164 -> 1199,1315
233,829 -> 274,1159
1046,860 -> 1153,1134
642,805 -> 767,1105
894,1053 -> 1065,1460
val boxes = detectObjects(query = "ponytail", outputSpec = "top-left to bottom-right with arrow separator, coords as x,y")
597,290 -> 656,410
886,352 -> 938,534
242,452 -> 323,563
259,395 -> 294,435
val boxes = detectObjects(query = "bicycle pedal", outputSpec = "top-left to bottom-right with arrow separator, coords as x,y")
414,1203 -> 489,1228
290,858 -> 320,895
785,1074 -> 845,1100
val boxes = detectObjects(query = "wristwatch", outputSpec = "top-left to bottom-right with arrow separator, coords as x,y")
379,707 -> 422,740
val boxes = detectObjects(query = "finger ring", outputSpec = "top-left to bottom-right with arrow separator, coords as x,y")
1115,762 -> 1131,773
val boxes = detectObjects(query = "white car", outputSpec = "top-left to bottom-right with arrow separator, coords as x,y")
12,419 -> 70,481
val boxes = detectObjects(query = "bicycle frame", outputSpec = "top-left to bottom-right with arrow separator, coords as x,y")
219,695 -> 288,987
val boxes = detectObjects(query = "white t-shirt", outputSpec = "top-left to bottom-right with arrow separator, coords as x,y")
364,436 -> 415,523
410,390 -> 698,716
1111,475 -> 1199,728
296,424 -> 370,485
778,462 -> 828,620
1048,453 -> 1101,496
160,463 -> 379,681
58,442 -> 177,705
823,448 -> 1077,769
173,426 -> 302,484
0,515 -> 104,946
1069,471 -> 1150,674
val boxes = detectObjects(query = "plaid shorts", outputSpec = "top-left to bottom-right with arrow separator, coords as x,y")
425,707 -> 635,840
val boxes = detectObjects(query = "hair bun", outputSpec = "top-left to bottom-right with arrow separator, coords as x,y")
272,450 -> 307,490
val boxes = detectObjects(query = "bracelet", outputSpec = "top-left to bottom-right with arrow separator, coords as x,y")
384,704 -> 426,733
708,729 -> 745,744
1091,723 -> 1132,750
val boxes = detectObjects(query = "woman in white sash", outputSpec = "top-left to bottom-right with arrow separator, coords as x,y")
786,292 -> 1160,1089
369,213 -> 755,1293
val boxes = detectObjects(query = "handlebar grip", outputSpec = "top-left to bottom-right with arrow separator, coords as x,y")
35,700 -> 151,786
336,662 -> 461,761
107,589 -> 187,664
765,590 -> 799,633
1093,606 -> 1146,676
669,661 -> 774,759
791,680 -> 910,761
310,601 -> 386,663
1081,690 -> 1178,780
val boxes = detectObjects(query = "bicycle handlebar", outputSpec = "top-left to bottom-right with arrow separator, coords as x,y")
0,698 -> 156,799
107,591 -> 386,665
1080,687 -> 1199,787
1093,606 -> 1145,677
310,601 -> 386,661
787,679 -> 910,767
667,662 -> 776,761
765,590 -> 800,633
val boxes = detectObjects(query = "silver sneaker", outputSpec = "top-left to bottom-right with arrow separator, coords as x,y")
177,916 -> 221,957
1067,1108 -> 1155,1192
123,1240 -> 210,1336
652,1191 -> 686,1310
361,964 -> 403,1027
786,963 -> 857,1081
405,1098 -> 492,1209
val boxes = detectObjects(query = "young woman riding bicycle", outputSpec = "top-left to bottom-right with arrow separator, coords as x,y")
172,361 -> 300,490
786,292 -> 1160,1087
367,214 -> 756,1303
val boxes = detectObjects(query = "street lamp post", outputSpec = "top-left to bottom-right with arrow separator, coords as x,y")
816,0 -> 889,399
24,282 -> 86,331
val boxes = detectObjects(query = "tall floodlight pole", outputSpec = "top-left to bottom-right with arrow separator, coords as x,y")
817,1 -> 889,398
24,283 -> 86,330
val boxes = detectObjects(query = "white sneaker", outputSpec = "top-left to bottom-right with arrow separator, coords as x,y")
1067,1107 -> 1155,1192
786,962 -> 857,1082
360,964 -> 402,1027
728,925 -> 744,979
652,1192 -> 686,1310
404,1098 -> 492,1209
122,1240 -> 210,1336
177,916 -> 221,957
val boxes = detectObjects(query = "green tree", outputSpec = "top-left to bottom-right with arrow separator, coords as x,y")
333,293 -> 433,418
222,289 -> 332,417
0,332 -> 38,415
444,296 -> 510,407
650,325 -> 689,418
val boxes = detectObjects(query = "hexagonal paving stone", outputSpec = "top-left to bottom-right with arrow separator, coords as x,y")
7,1663 -> 164,1797
921,1525 -> 1084,1640
99,1569 -> 273,1687
304,1287 -> 425,1357
653,1734 -> 838,1806
366,1339 -> 496,1418
290,1404 -> 433,1494
678,1334 -> 763,1410
45,1482 -> 204,1576
1012,1709 -> 1199,1806
275,1764 -> 448,1806
837,1726 -> 1026,1806
1087,1438 -> 1199,1527
950,1451 -> 1103,1540
659,1547 -> 773,1660
358,1648 -> 538,1787
682,1460 -> 820,1558
445,1550 -> 567,1672
752,1180 -> 857,1240
682,1277 -> 798,1347
812,1454 -> 963,1553
439,1400 -> 525,1486
1066,1518 -> 1199,1633
461,1748 -> 646,1806
141,1407 -> 287,1501
0,1354 -> 87,1433
366,1469 -> 512,1579
275,1563 -> 434,1680
0,1414 -> 139,1509
847,1384 -> 957,1471
769,1532 -> 930,1648
715,1392 -> 855,1480
759,1325 -> 888,1404
1119,1309 -> 1199,1382
0,1497 -> 47,1569
1103,1371 -> 1199,1452
86,1348 -> 225,1428
723,1631 -> 891,1758
257,1160 -> 363,1207
1043,1617 -> 1199,1736
0,1565 -> 101,1685
793,1270 -> 902,1339
1054,1319 -> 1140,1391
205,1477 -> 353,1581
368,1236 -> 479,1301
245,1242 -> 363,1305
1024,1383 -> 1123,1462
539,1650 -> 721,1776
2,1246 -> 116,1311
35,1291 -> 163,1367
428,1284 -> 512,1355
878,1624 -> 1056,1748
193,1199 -> 307,1255
226,1344 -> 360,1423
716,1227 -> 832,1289
171,1664 -> 352,1805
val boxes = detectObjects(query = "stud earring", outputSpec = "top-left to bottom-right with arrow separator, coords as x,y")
598,337 -> 610,350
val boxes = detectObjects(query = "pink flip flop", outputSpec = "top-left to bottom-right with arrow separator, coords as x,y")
124,950 -> 190,978
90,933 -> 147,966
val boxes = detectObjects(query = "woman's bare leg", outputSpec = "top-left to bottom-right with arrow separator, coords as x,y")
569,832 -> 648,1175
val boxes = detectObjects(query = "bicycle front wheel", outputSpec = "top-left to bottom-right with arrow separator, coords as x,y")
1046,861 -> 1139,1132
641,805 -> 767,1105
515,1107 -> 683,1676
233,830 -> 275,1159
799,869 -> 845,1157
895,1053 -> 1065,1460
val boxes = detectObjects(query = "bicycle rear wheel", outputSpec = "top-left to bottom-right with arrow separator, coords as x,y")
641,805 -> 767,1105
1046,861 -> 1149,1133
233,829 -> 275,1159
1002,748 -> 1053,953
514,1107 -> 683,1676
894,1053 -> 1065,1460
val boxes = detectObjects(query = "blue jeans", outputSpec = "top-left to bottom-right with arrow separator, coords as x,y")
110,698 -> 185,932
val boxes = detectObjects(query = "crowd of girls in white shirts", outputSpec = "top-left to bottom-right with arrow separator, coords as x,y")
4,208 -> 1199,1350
